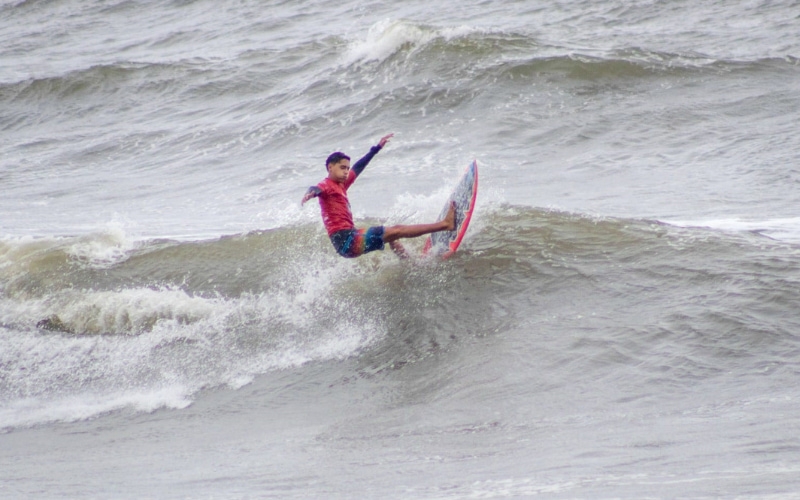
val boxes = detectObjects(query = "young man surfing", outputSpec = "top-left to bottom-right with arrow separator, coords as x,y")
301,133 -> 455,259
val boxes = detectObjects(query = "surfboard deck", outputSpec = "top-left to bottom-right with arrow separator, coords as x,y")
422,160 -> 478,259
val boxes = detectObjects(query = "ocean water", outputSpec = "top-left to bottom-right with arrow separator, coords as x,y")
2,0 -> 800,497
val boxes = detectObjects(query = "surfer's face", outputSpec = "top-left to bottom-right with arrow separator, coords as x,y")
327,159 -> 351,183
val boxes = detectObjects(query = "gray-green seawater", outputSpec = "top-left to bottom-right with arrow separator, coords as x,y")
2,0 -> 800,497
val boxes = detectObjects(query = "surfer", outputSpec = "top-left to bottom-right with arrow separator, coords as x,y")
302,133 -> 455,259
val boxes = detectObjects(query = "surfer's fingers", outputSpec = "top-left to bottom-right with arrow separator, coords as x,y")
379,133 -> 394,146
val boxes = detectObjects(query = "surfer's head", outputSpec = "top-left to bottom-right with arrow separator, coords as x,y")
326,152 -> 350,170
326,152 -> 352,183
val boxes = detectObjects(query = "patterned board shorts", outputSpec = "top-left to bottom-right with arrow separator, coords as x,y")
330,226 -> 385,258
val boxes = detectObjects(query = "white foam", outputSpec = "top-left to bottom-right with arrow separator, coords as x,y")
663,217 -> 800,244
391,186 -> 454,223
42,287 -> 220,335
0,387 -> 193,431
249,195 -> 320,231
0,252 -> 386,431
344,20 -> 482,66
0,222 -> 142,280
345,19 -> 434,65
65,222 -> 140,268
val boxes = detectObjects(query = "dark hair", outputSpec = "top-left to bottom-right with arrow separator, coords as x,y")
326,151 -> 350,168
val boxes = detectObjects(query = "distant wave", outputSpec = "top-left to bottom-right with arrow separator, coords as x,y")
0,61 -> 205,101
340,19 -> 799,79
4,19 -> 795,106
2,19 -> 795,147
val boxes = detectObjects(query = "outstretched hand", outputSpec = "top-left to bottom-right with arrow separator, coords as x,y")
378,133 -> 394,148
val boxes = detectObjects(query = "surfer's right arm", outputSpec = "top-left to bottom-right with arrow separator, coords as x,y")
351,133 -> 394,177
301,186 -> 322,205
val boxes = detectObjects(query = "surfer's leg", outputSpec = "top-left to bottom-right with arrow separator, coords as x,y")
383,202 -> 456,243
388,241 -> 410,259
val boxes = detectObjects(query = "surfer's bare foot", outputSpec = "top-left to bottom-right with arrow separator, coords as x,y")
443,201 -> 456,231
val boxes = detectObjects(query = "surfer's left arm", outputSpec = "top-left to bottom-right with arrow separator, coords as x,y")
301,186 -> 322,205
351,133 -> 394,177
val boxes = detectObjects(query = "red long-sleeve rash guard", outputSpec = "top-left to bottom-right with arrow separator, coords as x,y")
311,145 -> 382,236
